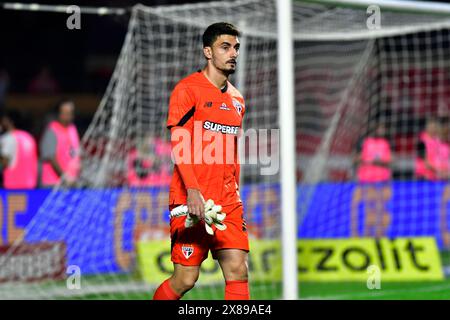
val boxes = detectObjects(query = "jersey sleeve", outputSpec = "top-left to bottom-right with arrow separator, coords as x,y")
40,127 -> 57,160
167,82 -> 200,190
167,82 -> 196,129
170,127 -> 200,190
236,98 -> 245,187
0,134 -> 16,166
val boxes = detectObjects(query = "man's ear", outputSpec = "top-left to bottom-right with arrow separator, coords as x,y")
203,46 -> 212,60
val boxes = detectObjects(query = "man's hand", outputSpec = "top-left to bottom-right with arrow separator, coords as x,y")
203,199 -> 227,235
170,199 -> 227,235
60,175 -> 77,188
49,158 -> 64,178
187,188 -> 205,220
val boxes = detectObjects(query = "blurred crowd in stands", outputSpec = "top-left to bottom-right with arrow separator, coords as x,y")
0,64 -> 173,189
0,100 -> 78,189
354,116 -> 450,183
0,101 -> 173,189
0,100 -> 447,189
0,63 -> 449,188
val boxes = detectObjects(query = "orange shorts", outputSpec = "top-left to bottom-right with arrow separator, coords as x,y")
169,202 -> 249,266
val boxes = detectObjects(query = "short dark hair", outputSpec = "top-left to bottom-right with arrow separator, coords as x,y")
202,22 -> 240,48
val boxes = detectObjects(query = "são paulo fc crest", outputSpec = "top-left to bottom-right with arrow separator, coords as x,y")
232,99 -> 243,115
182,245 -> 194,259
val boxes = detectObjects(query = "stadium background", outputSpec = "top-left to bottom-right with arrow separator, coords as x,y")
1,0 -> 450,299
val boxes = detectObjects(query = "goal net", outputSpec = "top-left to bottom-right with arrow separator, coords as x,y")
1,0 -> 450,299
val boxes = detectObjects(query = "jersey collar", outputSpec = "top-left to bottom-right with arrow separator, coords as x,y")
197,69 -> 228,94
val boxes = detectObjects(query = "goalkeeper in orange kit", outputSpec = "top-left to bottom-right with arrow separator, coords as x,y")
153,22 -> 249,300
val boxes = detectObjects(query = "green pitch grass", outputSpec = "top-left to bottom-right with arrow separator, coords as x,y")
69,279 -> 450,300
183,280 -> 450,300
61,251 -> 450,300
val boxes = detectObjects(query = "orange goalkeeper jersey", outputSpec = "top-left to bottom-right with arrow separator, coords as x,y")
167,70 -> 245,207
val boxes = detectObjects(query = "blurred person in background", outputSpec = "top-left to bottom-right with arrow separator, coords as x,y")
28,66 -> 60,95
440,116 -> 450,144
438,116 -> 450,180
40,99 -> 80,187
353,120 -> 393,238
127,133 -> 172,187
354,121 -> 393,183
0,110 -> 38,189
416,117 -> 449,181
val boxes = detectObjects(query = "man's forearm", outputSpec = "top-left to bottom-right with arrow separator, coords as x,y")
49,158 -> 64,177
171,126 -> 201,190
372,159 -> 392,168
176,163 -> 201,190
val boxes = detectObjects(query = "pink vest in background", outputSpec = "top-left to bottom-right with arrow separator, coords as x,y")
41,121 -> 80,186
415,132 -> 447,181
3,130 -> 38,189
357,137 -> 392,183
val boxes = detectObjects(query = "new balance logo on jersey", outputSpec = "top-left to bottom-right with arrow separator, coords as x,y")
182,245 -> 194,259
203,121 -> 239,135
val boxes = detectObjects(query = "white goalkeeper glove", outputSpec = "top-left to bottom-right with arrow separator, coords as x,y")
169,199 -> 227,235
203,199 -> 227,235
